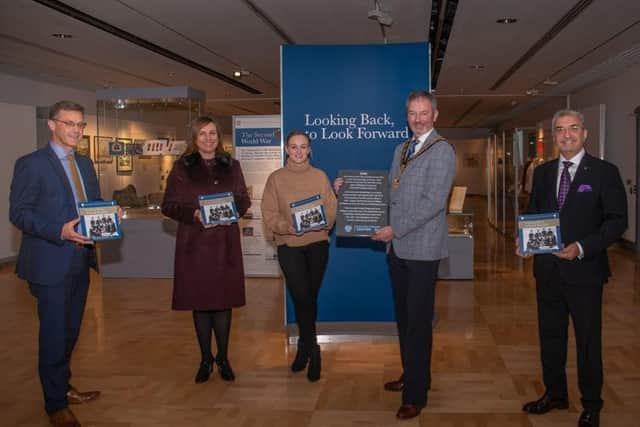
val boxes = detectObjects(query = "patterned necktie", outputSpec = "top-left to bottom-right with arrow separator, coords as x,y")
66,152 -> 87,202
405,138 -> 419,161
557,160 -> 572,209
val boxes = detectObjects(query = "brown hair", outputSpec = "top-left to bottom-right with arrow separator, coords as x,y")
184,115 -> 225,157
285,130 -> 310,146
49,100 -> 84,119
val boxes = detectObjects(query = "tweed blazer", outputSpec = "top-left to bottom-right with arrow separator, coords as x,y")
388,129 -> 456,261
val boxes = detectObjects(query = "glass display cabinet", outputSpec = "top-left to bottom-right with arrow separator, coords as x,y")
438,211 -> 474,279
94,87 -> 205,278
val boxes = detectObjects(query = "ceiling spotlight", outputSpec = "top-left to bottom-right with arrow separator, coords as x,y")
496,17 -> 518,24
368,0 -> 393,26
52,33 -> 73,39
233,69 -> 250,78
114,98 -> 126,110
543,78 -> 559,86
469,64 -> 485,71
525,88 -> 540,96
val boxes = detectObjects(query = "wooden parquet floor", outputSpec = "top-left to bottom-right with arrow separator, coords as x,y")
1,199 -> 639,426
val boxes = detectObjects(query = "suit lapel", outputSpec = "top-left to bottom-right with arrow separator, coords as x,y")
563,153 -> 592,209
546,158 -> 560,210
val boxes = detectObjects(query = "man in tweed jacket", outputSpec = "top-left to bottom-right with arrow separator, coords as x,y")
373,90 -> 456,419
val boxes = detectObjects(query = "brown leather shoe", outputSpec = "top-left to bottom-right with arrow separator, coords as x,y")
49,407 -> 81,427
67,386 -> 100,404
384,377 -> 404,392
396,404 -> 424,419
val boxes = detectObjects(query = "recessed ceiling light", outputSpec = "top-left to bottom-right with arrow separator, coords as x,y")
168,72 -> 176,78
525,88 -> 540,96
469,64 -> 485,71
52,33 -> 73,39
233,69 -> 250,79
496,17 -> 518,24
543,78 -> 559,86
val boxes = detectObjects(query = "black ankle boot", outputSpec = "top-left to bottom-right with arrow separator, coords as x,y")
290,339 -> 309,372
307,345 -> 321,382
216,358 -> 235,382
195,359 -> 213,384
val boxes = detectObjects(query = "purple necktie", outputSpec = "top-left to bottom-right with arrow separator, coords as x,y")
557,161 -> 572,209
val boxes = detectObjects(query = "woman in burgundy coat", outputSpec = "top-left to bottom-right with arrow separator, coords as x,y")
161,116 -> 250,384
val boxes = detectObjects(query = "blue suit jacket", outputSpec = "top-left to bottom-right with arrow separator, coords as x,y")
10,144 -> 101,286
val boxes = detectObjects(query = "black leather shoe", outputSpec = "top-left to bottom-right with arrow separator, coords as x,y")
216,358 -> 235,382
578,410 -> 600,427
290,339 -> 309,372
522,392 -> 569,414
307,345 -> 321,382
195,360 -> 213,384
384,376 -> 404,392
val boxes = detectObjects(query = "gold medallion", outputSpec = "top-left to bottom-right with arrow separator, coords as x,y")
393,176 -> 400,189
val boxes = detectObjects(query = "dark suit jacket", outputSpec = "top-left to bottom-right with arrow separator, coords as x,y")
528,153 -> 627,286
10,144 -> 101,286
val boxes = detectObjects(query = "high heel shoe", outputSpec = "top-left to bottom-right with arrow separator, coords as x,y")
307,344 -> 321,382
216,358 -> 236,382
290,339 -> 309,372
195,360 -> 214,384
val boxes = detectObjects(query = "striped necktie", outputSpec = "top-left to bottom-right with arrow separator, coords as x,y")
66,152 -> 87,202
405,138 -> 419,161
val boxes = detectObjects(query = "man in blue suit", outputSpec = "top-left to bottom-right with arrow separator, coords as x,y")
10,101 -> 102,427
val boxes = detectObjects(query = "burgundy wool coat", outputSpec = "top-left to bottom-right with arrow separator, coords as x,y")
161,153 -> 251,310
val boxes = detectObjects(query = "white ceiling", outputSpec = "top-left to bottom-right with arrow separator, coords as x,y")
1,0 -> 639,128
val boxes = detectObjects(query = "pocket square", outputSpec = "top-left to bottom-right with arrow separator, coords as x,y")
577,184 -> 592,192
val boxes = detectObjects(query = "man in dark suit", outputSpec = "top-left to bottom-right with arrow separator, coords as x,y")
10,101 -> 103,427
373,90 -> 456,419
517,109 -> 627,427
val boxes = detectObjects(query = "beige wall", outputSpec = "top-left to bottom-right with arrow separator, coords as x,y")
450,138 -> 488,196
0,102 -> 37,260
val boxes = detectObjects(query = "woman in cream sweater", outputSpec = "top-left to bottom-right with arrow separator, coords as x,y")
261,131 -> 337,382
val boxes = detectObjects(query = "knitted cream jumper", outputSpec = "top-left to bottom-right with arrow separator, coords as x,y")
261,160 -> 337,247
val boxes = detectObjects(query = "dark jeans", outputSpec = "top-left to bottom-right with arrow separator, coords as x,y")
277,240 -> 329,346
388,245 -> 439,407
536,265 -> 604,411
28,247 -> 90,414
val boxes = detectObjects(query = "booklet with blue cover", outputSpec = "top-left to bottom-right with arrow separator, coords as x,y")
290,194 -> 327,233
518,212 -> 562,254
78,200 -> 122,240
199,192 -> 239,226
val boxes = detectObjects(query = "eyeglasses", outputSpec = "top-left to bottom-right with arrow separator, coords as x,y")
51,118 -> 87,130
554,124 -> 582,134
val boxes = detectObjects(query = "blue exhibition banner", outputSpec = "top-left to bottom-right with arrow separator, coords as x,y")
281,43 -> 430,324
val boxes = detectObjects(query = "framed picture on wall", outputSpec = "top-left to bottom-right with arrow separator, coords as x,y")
76,135 -> 91,157
116,155 -> 133,174
94,136 -> 113,164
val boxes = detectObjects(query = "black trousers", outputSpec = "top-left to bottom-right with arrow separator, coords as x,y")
536,265 -> 604,411
388,245 -> 439,407
28,248 -> 90,414
277,241 -> 329,346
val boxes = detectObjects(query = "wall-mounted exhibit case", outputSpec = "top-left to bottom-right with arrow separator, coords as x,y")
95,87 -> 205,278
